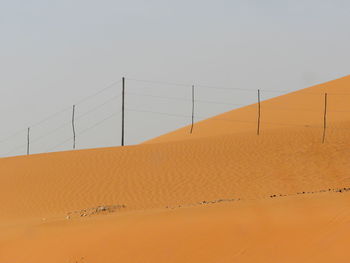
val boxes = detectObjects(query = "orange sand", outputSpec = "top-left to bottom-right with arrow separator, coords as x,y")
1,75 -> 350,262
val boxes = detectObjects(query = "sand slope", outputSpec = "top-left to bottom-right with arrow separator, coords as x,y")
1,75 -> 350,262
1,122 -> 350,221
1,192 -> 350,263
147,75 -> 350,143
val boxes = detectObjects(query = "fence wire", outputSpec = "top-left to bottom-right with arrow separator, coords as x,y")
0,77 -> 348,157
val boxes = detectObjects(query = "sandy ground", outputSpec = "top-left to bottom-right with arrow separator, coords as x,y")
1,75 -> 350,262
1,192 -> 350,263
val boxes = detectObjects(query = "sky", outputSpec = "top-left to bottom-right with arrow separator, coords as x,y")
0,0 -> 350,156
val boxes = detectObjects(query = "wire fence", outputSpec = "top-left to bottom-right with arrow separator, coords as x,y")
1,77 -> 349,158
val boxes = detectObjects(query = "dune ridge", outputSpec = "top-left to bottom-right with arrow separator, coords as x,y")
147,74 -> 350,143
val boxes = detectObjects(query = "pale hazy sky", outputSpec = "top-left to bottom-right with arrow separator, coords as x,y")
1,0 -> 350,156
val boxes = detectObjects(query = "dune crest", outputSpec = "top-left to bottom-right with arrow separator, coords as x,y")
147,75 -> 350,143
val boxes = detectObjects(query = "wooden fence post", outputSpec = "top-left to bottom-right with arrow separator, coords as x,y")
27,127 -> 30,155
322,93 -> 328,143
190,85 -> 195,134
121,77 -> 125,146
257,89 -> 261,135
72,105 -> 76,149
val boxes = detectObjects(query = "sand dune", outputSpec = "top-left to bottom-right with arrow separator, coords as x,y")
1,75 -> 350,262
147,75 -> 350,143
1,122 -> 350,221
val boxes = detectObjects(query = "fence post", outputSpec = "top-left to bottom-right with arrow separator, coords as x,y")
72,105 -> 76,149
257,89 -> 261,135
322,93 -> 328,143
190,85 -> 195,134
27,127 -> 30,155
121,77 -> 125,146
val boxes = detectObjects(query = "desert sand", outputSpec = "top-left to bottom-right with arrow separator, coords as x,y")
1,75 -> 350,262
